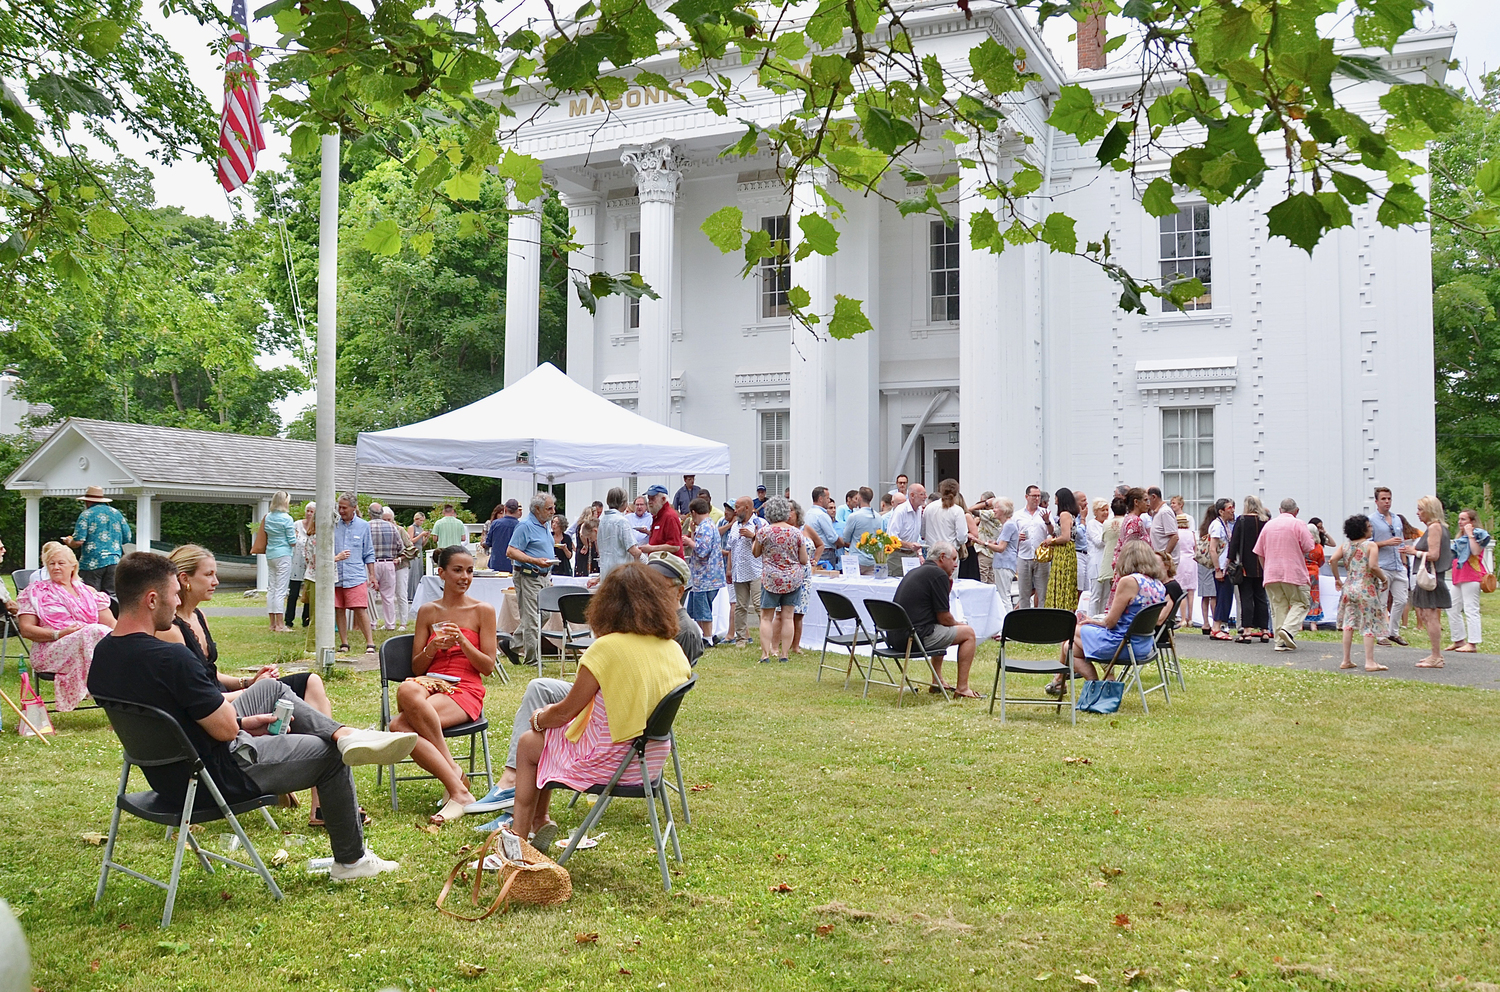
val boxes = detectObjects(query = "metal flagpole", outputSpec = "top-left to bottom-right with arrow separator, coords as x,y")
315,132 -> 339,673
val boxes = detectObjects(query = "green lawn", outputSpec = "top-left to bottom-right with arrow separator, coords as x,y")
2,618 -> 1499,992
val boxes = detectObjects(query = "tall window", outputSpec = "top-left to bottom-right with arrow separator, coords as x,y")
929,219 -> 960,322
1162,407 -> 1214,524
758,410 -> 789,498
627,230 -> 641,329
1159,204 -> 1211,312
759,215 -> 790,319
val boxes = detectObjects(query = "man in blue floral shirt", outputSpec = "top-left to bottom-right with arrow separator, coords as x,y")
65,485 -> 132,597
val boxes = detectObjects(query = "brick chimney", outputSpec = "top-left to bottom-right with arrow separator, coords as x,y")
1077,4 -> 1106,71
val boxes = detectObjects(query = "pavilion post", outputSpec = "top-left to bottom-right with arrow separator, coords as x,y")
23,493 -> 39,569
314,132 -> 340,669
254,497 -> 270,592
135,493 -> 155,556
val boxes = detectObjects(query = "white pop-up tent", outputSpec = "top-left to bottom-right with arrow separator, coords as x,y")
354,363 -> 730,482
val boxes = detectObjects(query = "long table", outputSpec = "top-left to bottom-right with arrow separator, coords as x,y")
798,574 -> 1006,653
414,573 -> 732,636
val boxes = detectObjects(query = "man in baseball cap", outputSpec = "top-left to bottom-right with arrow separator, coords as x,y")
641,485 -> 684,557
753,484 -> 768,512
646,552 -> 704,665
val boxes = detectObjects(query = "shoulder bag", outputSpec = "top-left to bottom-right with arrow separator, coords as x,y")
436,827 -> 572,920
1414,553 -> 1437,591
1193,538 -> 1216,570
250,518 -> 268,556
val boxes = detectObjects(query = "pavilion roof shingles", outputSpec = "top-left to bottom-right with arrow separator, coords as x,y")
47,419 -> 467,503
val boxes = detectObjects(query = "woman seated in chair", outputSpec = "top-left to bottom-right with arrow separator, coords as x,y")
510,563 -> 693,852
156,545 -> 350,826
15,542 -> 117,711
1046,541 -> 1167,696
397,545 -> 498,826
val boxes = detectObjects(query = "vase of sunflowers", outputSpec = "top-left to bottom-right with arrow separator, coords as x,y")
855,530 -> 903,580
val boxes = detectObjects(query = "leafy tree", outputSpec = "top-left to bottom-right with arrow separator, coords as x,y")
1431,71 -> 1500,518
0,0 -> 225,281
261,148 -> 568,442
251,0 -> 1482,330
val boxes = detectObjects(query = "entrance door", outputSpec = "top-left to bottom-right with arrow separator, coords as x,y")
933,448 -> 960,487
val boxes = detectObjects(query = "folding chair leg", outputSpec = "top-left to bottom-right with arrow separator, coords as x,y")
202,775 -> 283,907
389,759 -> 400,812
161,782 -> 197,927
95,760 -> 130,906
816,637 -> 828,682
640,762 -> 673,892
556,792 -> 612,866
184,829 -> 215,875
479,729 -> 494,792
658,774 -> 681,862
669,732 -> 690,825
260,807 -> 278,829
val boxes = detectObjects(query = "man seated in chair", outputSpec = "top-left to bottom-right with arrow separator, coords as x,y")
892,541 -> 980,698
463,556 -> 705,826
87,552 -> 420,881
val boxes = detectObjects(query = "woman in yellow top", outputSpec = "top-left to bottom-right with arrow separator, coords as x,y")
510,563 -> 693,852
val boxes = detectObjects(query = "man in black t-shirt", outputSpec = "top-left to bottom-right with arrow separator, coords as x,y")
89,552 -> 421,881
892,541 -> 978,698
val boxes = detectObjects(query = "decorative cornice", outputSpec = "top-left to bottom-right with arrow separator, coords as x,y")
599,374 -> 685,396
1140,312 -> 1232,333
621,141 -> 682,204
1134,357 -> 1238,391
734,371 -> 790,390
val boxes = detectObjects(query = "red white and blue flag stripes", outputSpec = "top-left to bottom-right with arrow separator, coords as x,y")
216,0 -> 266,192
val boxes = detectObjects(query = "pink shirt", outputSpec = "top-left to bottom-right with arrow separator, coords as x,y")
1253,512 -> 1315,585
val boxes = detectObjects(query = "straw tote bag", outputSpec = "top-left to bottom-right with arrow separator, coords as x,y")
436,828 -> 571,920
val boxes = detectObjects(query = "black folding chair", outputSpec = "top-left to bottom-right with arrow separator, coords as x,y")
1155,613 -> 1185,691
11,568 -> 32,594
92,696 -> 283,928
537,585 -> 580,675
862,599 -> 950,705
375,634 -> 493,811
989,608 -> 1080,724
1084,602 -> 1170,713
0,601 -> 28,679
813,589 -> 878,691
548,678 -> 696,892
556,590 -> 595,672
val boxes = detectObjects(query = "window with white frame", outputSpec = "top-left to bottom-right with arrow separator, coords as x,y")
1162,407 -> 1214,524
1159,204 -> 1211,312
758,410 -> 789,498
627,230 -> 641,329
759,215 -> 790,319
929,219 -> 960,322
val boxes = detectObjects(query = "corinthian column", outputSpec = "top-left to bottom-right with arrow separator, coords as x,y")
621,141 -> 680,426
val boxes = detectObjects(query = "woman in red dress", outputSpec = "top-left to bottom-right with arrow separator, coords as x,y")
393,546 -> 498,825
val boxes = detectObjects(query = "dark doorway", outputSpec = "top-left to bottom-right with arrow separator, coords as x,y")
934,448 -> 960,487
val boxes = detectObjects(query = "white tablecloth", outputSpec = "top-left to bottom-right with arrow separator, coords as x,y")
414,573 -> 731,637
797,575 -> 1005,653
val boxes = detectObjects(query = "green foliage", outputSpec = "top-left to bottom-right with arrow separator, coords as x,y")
260,150 -> 568,442
1430,72 -> 1500,512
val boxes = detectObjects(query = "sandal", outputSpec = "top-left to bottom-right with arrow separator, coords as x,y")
928,682 -> 955,695
365,644 -> 377,655
952,687 -> 983,699
1043,681 -> 1066,698
430,798 -> 467,825
1234,634 -> 1253,644
1364,663 -> 1389,671
1210,630 -> 1233,641
1454,645 -> 1478,653
1415,658 -> 1445,668
338,643 -> 350,654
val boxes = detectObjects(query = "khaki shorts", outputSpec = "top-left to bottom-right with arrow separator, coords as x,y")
919,624 -> 960,653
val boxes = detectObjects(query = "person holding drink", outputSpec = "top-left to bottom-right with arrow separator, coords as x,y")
393,545 -> 500,825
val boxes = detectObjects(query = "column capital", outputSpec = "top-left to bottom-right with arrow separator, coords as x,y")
621,141 -> 681,204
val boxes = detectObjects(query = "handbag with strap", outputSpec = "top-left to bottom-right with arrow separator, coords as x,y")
1414,554 -> 1437,591
1193,539 -> 1216,570
1224,557 -> 1244,585
436,827 -> 572,920
1075,674 -> 1125,715
250,518 -> 268,556
1034,542 -> 1054,563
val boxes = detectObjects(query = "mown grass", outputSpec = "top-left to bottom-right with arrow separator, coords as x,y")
2,617 -> 1499,992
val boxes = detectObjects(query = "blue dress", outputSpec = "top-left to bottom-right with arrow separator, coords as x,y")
1078,573 -> 1167,660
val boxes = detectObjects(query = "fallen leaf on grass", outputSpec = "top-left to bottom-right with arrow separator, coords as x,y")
1075,975 -> 1099,986
689,782 -> 714,792
79,832 -> 107,845
219,891 -> 232,902
1122,968 -> 1141,982
1090,880 -> 1108,890
1228,970 -> 1245,979
419,823 -> 440,835
782,958 -> 795,967
769,883 -> 793,893
574,933 -> 599,944
1064,756 -> 1092,765
1034,973 -> 1053,981
815,924 -> 835,937
1100,865 -> 1123,877
455,961 -> 486,977
90,960 -> 100,972
618,968 -> 632,976
1113,914 -> 1131,928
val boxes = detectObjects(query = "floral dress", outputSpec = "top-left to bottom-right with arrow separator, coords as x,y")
757,523 -> 806,596
18,578 -> 113,711
1335,539 -> 1388,636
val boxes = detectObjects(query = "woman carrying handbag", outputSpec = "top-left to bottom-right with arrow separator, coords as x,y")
1445,508 -> 1490,654
1408,495 -> 1453,668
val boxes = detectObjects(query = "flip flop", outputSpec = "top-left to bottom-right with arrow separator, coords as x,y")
1415,659 -> 1445,668
1365,663 -> 1389,671
430,798 -> 467,825
1454,645 -> 1478,653
1340,662 -> 1357,669
952,688 -> 983,699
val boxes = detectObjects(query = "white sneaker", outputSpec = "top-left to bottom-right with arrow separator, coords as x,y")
329,850 -> 400,881
337,729 -> 418,767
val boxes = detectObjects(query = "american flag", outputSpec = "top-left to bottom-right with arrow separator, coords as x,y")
216,0 -> 266,192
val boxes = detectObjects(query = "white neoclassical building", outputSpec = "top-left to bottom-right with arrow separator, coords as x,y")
490,6 -> 1451,523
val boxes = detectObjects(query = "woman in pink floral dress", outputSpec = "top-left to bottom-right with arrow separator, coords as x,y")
16,542 -> 117,710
